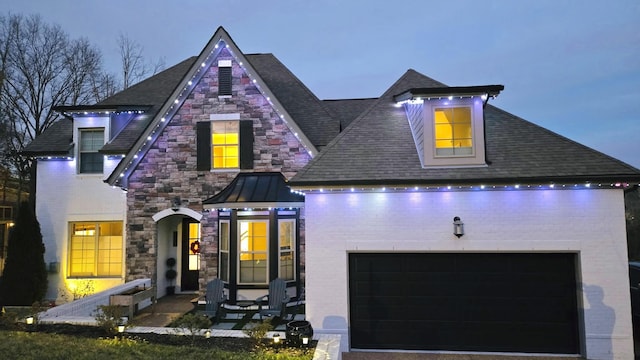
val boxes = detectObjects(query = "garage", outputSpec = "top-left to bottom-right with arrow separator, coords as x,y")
349,253 -> 580,354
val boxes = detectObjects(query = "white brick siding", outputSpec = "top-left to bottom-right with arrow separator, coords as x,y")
304,188 -> 632,359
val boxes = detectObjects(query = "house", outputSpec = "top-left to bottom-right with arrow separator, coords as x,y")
23,26 -> 340,303
288,70 -> 640,358
22,25 -> 640,358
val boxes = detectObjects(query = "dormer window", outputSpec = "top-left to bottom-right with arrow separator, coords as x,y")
79,129 -> 104,173
434,106 -> 472,156
394,85 -> 503,168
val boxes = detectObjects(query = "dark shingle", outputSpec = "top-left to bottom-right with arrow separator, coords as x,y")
322,98 -> 377,130
100,57 -> 198,153
22,119 -> 73,156
246,54 -> 339,147
290,69 -> 640,186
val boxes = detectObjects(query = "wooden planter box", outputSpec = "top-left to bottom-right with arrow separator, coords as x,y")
109,286 -> 155,320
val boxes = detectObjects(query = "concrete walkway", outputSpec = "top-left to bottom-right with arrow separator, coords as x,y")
131,293 -> 196,327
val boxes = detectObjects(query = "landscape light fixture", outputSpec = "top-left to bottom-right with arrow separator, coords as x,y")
273,333 -> 281,344
26,316 -> 34,325
453,216 -> 464,238
205,330 -> 211,339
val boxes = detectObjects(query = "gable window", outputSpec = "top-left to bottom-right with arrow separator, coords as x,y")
434,106 -> 472,156
212,121 -> 239,169
79,129 -> 104,173
197,117 -> 253,171
69,221 -> 122,277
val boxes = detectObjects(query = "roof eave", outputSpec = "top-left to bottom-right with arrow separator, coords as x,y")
289,174 -> 640,189
204,201 -> 304,210
393,85 -> 504,103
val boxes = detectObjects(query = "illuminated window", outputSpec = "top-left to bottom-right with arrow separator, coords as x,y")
211,121 -> 239,169
79,129 -> 104,173
434,107 -> 472,156
219,221 -> 230,282
279,220 -> 295,281
188,222 -> 201,271
69,221 -> 122,277
238,220 -> 268,284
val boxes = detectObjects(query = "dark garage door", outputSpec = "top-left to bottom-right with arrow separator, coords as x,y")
349,253 -> 580,354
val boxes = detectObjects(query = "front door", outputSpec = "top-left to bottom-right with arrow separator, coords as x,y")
180,219 -> 200,291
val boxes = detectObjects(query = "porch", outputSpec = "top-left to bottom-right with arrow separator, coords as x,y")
132,293 -> 306,332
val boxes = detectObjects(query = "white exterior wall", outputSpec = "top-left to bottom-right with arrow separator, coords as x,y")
36,116 -> 126,302
304,188 -> 633,359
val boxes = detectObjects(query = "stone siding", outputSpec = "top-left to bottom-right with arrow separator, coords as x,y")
125,48 -> 311,290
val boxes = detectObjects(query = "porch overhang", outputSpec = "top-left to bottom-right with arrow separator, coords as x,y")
203,172 -> 304,210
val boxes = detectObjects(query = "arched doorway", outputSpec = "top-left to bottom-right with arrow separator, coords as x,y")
153,207 -> 202,297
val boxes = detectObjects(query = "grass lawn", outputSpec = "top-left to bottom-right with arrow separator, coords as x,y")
0,330 -> 314,360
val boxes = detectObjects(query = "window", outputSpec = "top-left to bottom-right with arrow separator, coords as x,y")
212,121 -> 239,169
196,119 -> 253,171
188,222 -> 201,271
238,220 -> 268,284
219,221 -> 230,282
79,129 -> 104,173
434,106 -> 472,156
69,221 -> 122,277
279,220 -> 296,281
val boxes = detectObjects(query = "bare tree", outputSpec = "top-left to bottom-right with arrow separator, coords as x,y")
118,33 -> 165,89
0,13 -> 111,206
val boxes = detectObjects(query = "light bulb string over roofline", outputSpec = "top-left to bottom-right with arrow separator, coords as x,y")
114,38 -> 317,187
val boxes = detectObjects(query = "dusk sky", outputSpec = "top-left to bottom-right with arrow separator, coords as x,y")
5,0 -> 640,168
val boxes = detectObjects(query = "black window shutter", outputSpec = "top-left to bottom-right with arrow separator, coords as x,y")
219,67 -> 232,96
196,121 -> 211,171
239,120 -> 254,169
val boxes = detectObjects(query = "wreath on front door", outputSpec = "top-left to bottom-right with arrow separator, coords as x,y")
190,240 -> 201,254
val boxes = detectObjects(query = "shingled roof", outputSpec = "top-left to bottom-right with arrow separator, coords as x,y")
323,98 -> 377,130
21,119 -> 73,156
24,52 -> 342,157
290,69 -> 640,186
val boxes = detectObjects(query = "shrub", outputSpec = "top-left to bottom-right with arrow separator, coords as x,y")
0,202 -> 47,306
243,318 -> 273,348
94,304 -> 124,335
171,313 -> 211,346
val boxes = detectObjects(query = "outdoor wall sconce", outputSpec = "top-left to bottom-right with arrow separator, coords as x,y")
453,216 -> 464,238
171,196 -> 181,211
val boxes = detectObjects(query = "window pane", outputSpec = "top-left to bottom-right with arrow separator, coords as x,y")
79,130 -> 104,174
80,131 -> 104,151
279,220 -> 296,281
239,220 -> 268,284
280,252 -> 294,281
220,252 -> 229,282
211,121 -> 239,169
69,221 -> 122,277
434,107 -> 473,156
220,222 -> 229,251
240,259 -> 267,283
